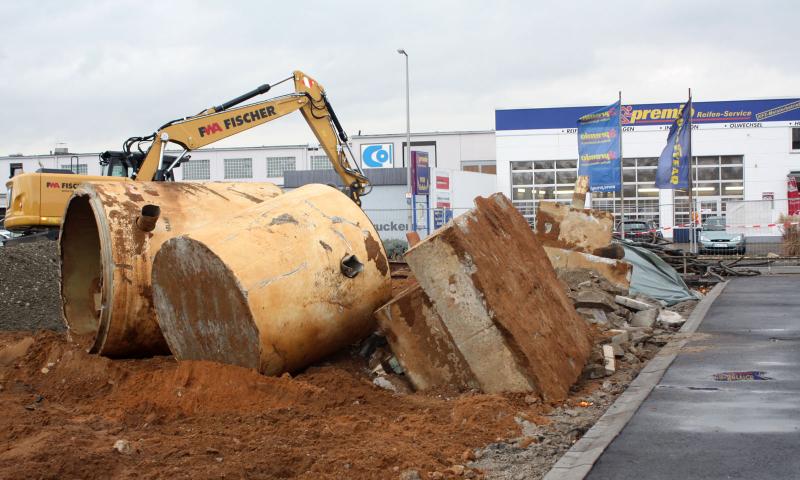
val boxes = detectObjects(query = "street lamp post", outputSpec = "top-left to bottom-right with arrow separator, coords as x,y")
397,48 -> 413,231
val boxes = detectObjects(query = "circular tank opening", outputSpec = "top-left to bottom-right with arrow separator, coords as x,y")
60,195 -> 103,338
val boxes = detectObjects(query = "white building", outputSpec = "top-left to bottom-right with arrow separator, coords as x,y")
1,131 -> 498,238
496,98 -> 800,236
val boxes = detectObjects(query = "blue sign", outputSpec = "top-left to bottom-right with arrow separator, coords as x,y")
577,101 -> 621,193
656,100 -> 692,189
361,143 -> 394,168
411,151 -> 430,195
433,208 -> 453,229
497,98 -> 800,131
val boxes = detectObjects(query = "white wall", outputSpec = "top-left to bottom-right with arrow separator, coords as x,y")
497,124 -> 800,221
351,131 -> 495,170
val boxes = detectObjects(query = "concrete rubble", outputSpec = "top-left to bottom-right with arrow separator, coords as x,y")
375,193 -> 699,396
535,201 -> 632,292
376,193 -> 593,401
535,201 -> 614,256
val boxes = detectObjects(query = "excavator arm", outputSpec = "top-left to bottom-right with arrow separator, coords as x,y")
133,71 -> 370,204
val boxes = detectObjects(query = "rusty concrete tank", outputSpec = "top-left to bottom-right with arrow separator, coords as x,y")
59,181 -> 282,357
150,184 -> 392,375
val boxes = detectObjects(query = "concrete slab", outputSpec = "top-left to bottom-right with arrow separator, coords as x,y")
535,202 -> 614,256
374,284 -> 480,392
545,246 -> 632,292
405,193 -> 592,401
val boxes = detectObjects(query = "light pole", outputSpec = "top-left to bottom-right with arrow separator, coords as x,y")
397,48 -> 413,230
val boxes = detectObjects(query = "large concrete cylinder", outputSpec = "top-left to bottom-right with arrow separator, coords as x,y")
60,181 -> 282,357
151,184 -> 392,375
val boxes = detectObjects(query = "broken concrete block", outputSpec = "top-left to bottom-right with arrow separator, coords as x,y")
623,326 -> 653,344
615,295 -> 656,311
608,329 -> 629,357
546,247 -> 631,292
405,193 -> 592,401
573,289 -> 618,312
609,329 -> 629,344
602,345 -> 616,374
631,308 -> 658,328
535,201 -> 614,255
374,284 -> 480,392
658,310 -> 686,328
575,308 -> 609,326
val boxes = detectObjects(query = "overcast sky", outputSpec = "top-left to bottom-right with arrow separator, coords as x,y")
0,0 -> 795,155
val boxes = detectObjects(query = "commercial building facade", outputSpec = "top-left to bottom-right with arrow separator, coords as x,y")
1,131 -> 498,234
496,98 -> 800,236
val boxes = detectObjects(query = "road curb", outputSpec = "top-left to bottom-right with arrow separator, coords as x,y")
542,281 -> 728,480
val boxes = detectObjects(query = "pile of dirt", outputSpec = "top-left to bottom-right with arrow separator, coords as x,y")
0,331 -> 542,479
0,241 -> 63,331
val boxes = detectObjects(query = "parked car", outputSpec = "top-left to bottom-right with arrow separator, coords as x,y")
699,216 -> 746,255
615,220 -> 663,242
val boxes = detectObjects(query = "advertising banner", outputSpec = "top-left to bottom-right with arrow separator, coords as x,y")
433,208 -> 454,229
497,98 -> 800,131
411,151 -> 430,195
360,143 -> 394,168
655,101 -> 692,189
577,101 -> 621,192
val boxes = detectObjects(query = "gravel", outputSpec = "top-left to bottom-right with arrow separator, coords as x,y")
0,240 -> 64,331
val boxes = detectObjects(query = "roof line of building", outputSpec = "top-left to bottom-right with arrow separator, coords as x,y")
352,129 -> 494,138
494,95 -> 800,112
1,144 -> 321,159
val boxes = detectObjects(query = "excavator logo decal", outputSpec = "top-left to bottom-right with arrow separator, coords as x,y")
46,181 -> 79,189
198,122 -> 223,138
198,106 -> 278,138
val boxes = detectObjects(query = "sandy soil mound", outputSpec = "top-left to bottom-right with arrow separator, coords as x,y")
0,331 -> 541,479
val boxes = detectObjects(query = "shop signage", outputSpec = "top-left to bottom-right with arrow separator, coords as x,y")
497,98 -> 800,132
411,151 -> 430,195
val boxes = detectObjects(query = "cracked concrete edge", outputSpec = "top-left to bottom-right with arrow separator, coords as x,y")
542,281 -> 728,480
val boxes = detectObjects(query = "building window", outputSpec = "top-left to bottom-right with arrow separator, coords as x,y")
461,161 -> 496,175
793,128 -> 800,150
267,156 -> 296,177
182,159 -> 211,180
509,159 -> 574,227
224,158 -> 253,179
9,162 -> 23,178
591,157 -> 661,224
673,155 -> 744,225
310,155 -> 332,170
61,163 -> 88,175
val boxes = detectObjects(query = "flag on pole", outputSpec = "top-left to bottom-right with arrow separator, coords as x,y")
577,101 -> 622,192
655,99 -> 692,189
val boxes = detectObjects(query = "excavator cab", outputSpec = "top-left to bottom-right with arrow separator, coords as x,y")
99,150 -> 189,181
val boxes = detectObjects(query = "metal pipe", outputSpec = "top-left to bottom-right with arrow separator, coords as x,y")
151,184 -> 392,375
398,49 -> 412,231
135,204 -> 161,232
60,181 -> 282,357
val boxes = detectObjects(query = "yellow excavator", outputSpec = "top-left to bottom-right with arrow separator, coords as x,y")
3,70 -> 370,239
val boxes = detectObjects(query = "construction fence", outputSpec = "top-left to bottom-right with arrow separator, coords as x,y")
366,196 -> 800,259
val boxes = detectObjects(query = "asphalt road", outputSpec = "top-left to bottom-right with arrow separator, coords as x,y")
587,275 -> 800,480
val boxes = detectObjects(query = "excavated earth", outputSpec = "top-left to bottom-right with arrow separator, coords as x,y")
0,241 -> 63,331
0,243 -> 692,479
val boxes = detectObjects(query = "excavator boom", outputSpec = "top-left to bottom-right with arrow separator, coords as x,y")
4,70 -> 370,233
135,71 -> 370,203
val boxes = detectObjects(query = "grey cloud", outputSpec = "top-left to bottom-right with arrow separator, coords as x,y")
0,0 -> 796,155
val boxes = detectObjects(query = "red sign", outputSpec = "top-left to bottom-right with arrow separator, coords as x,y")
788,176 -> 800,216
436,175 -> 450,190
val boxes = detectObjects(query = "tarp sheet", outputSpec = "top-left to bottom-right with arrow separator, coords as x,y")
621,242 -> 699,305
